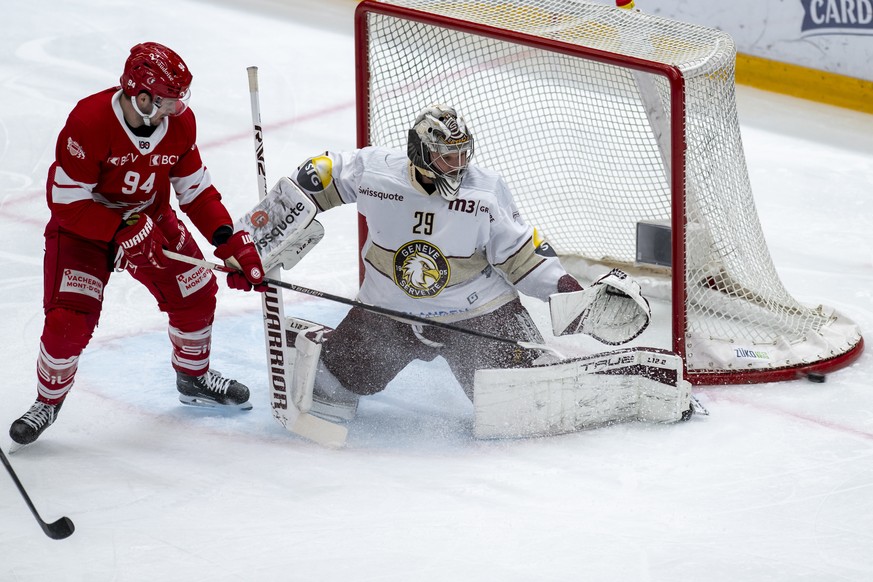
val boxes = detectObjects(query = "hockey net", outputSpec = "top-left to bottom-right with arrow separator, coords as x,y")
354,0 -> 863,384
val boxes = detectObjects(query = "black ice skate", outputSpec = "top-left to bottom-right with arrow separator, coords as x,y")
177,369 -> 252,410
9,400 -> 63,447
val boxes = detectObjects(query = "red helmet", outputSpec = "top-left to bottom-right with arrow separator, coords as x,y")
120,42 -> 192,101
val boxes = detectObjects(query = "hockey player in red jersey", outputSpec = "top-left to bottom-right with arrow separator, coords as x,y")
9,42 -> 266,448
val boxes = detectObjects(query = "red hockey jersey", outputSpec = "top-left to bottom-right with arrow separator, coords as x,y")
46,88 -> 231,242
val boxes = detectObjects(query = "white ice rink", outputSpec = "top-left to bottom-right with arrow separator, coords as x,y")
2,0 -> 873,580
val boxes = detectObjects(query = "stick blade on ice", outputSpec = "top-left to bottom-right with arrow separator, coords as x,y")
43,516 -> 75,540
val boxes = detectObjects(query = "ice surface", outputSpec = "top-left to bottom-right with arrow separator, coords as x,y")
2,0 -> 873,580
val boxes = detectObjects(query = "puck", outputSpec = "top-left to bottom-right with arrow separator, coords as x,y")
806,372 -> 826,383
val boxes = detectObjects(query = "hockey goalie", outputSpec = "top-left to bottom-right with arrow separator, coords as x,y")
241,104 -> 694,443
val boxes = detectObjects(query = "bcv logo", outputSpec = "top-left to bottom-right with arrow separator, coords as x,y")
801,0 -> 873,35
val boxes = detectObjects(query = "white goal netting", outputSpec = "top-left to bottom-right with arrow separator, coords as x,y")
357,0 -> 862,382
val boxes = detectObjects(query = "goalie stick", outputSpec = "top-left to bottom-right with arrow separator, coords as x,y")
245,66 -> 346,448
163,249 -> 565,360
1,448 -> 74,540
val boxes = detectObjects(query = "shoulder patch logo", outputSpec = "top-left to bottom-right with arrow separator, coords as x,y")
297,155 -> 333,192
66,137 -> 86,160
394,240 -> 450,298
533,227 -> 557,257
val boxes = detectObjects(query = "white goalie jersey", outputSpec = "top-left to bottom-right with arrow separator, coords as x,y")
294,147 -> 570,323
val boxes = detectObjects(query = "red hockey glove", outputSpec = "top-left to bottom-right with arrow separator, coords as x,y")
214,231 -> 267,292
115,214 -> 170,269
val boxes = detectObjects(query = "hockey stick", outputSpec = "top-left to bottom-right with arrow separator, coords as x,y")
245,66 -> 347,447
0,448 -> 74,539
164,250 -> 565,359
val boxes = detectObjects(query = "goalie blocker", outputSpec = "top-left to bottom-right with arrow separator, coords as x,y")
234,176 -> 325,273
474,347 -> 693,439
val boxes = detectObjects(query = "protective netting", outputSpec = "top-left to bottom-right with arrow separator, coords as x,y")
358,0 -> 862,381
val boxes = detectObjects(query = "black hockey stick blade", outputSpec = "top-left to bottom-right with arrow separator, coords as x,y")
1,448 -> 75,539
41,515 -> 76,540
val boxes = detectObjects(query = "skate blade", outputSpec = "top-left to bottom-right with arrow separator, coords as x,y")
690,395 -> 709,416
179,395 -> 253,411
7,440 -> 29,455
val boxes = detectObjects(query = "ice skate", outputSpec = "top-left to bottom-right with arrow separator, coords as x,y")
9,400 -> 63,448
177,369 -> 252,410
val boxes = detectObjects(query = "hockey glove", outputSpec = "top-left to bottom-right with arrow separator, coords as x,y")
214,230 -> 267,292
115,213 -> 170,269
549,268 -> 651,345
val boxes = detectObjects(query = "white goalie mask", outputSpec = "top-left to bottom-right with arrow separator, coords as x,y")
407,104 -> 475,201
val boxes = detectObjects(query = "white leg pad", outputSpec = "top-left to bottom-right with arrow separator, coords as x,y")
265,316 -> 347,448
473,348 -> 691,439
310,363 -> 360,423
284,317 -> 329,413
288,413 -> 348,449
284,317 -> 359,422
638,373 -> 693,423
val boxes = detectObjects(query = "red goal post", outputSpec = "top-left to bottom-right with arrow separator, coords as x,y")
353,0 -> 863,384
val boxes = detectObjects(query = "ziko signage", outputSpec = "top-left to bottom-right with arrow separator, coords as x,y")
801,0 -> 873,35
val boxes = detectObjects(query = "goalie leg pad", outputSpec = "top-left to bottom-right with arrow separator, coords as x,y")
473,348 -> 691,439
285,317 -> 359,422
639,377 -> 693,423
284,317 -> 328,412
310,363 -> 360,423
267,305 -> 349,449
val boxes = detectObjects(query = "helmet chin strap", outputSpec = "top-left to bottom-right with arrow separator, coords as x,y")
131,95 -> 160,127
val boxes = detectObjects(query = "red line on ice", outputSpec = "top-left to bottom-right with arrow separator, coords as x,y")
702,390 -> 873,441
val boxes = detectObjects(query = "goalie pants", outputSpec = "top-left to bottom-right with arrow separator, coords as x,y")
320,298 -> 543,399
36,213 -> 218,405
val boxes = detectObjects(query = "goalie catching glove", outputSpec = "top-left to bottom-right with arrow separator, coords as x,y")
549,268 -> 650,345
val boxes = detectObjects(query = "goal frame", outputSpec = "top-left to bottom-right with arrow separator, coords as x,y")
353,0 -> 864,385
